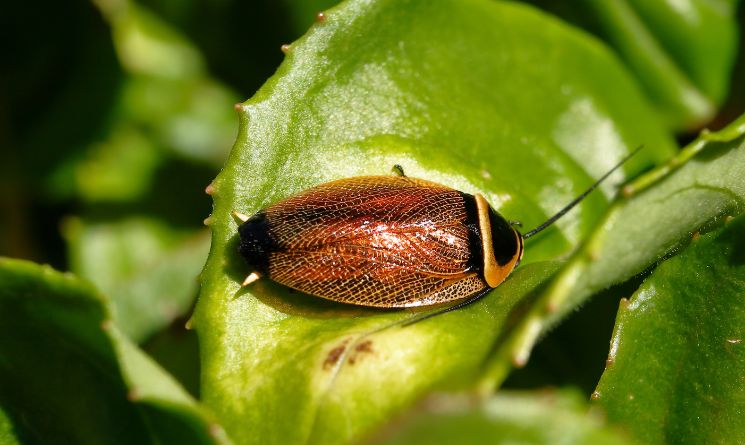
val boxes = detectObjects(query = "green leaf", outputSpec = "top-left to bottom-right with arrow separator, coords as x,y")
370,390 -> 633,445
0,258 -> 229,445
0,405 -> 21,445
68,0 -> 238,205
64,217 -> 210,342
103,1 -> 239,167
144,322 -> 202,398
525,0 -> 742,130
588,0 -> 740,129
592,213 -> 745,444
619,0 -> 740,104
494,114 -> 745,379
195,0 -> 675,443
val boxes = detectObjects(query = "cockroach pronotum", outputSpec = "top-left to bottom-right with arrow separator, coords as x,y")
232,147 -> 641,316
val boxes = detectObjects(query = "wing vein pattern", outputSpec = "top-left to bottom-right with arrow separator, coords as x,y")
263,176 -> 486,307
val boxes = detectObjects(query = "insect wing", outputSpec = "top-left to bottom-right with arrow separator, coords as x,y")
263,176 -> 483,307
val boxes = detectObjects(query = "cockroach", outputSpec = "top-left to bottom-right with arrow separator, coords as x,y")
233,147 -> 641,314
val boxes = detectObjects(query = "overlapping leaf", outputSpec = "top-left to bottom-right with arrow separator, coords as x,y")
0,258 -> 229,445
525,0 -> 742,130
65,218 -> 210,342
489,115 -> 745,383
593,214 -> 745,444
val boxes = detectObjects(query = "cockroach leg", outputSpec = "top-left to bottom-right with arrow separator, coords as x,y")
509,220 -> 523,228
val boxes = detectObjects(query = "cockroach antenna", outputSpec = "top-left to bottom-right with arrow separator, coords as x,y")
522,145 -> 644,239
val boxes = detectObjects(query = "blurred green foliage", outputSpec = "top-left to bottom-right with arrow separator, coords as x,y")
370,390 -> 632,445
0,258 -> 228,444
1,0 -> 744,444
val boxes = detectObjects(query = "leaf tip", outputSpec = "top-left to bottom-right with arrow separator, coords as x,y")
209,423 -> 226,439
545,301 -> 559,313
585,248 -> 600,262
280,43 -> 291,54
127,387 -> 142,402
621,184 -> 633,198
100,319 -> 113,332
605,356 -> 614,368
205,182 -> 216,195
511,355 -> 527,368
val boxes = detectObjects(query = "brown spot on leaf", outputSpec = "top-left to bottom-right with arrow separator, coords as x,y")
323,339 -> 349,370
316,11 -> 326,22
349,340 -> 374,365
355,340 -> 373,353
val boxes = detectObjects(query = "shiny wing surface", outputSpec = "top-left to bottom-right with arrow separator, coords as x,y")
265,176 -> 473,276
263,176 -> 479,306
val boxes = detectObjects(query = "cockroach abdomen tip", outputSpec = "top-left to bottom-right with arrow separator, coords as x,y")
242,272 -> 261,286
232,211 -> 250,224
